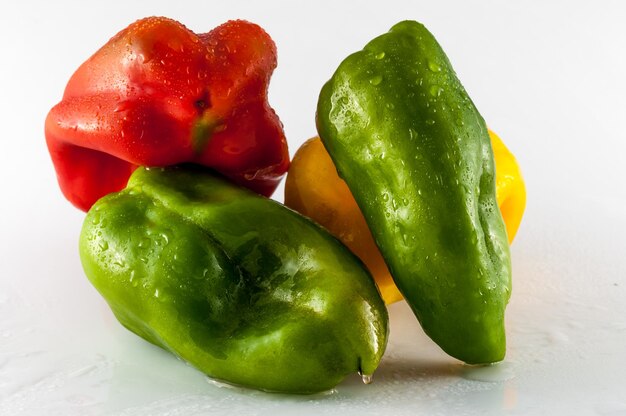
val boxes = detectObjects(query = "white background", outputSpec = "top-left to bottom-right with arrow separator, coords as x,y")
2,1 -> 626,415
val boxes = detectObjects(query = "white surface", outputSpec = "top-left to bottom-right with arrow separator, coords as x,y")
2,1 -> 626,415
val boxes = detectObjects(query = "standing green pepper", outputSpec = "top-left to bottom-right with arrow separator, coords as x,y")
80,166 -> 388,393
317,21 -> 511,364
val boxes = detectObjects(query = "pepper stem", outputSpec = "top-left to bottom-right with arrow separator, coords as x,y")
192,113 -> 222,154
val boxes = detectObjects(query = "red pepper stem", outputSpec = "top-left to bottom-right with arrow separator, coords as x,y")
192,112 -> 222,154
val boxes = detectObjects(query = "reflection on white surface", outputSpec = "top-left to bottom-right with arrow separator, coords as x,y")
461,361 -> 516,383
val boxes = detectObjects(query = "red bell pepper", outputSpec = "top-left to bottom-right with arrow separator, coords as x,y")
45,17 -> 289,211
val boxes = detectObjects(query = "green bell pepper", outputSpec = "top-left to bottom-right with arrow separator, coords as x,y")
317,21 -> 512,364
79,166 -> 388,393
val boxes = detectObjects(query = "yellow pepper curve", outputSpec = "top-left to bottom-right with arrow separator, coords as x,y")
284,130 -> 526,305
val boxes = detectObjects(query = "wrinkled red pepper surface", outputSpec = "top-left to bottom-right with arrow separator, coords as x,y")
45,17 -> 289,211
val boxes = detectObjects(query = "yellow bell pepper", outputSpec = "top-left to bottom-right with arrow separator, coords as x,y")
490,130 -> 526,243
284,130 -> 525,305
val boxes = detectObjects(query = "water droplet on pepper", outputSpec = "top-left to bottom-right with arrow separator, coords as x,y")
429,85 -> 443,97
428,61 -> 441,72
369,75 -> 383,86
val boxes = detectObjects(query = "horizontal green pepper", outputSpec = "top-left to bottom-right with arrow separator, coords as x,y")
317,21 -> 511,364
79,166 -> 388,393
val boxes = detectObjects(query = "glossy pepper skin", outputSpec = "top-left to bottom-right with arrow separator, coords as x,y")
284,130 -> 525,304
46,17 -> 289,212
317,21 -> 512,364
79,166 -> 388,393
491,130 -> 526,242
